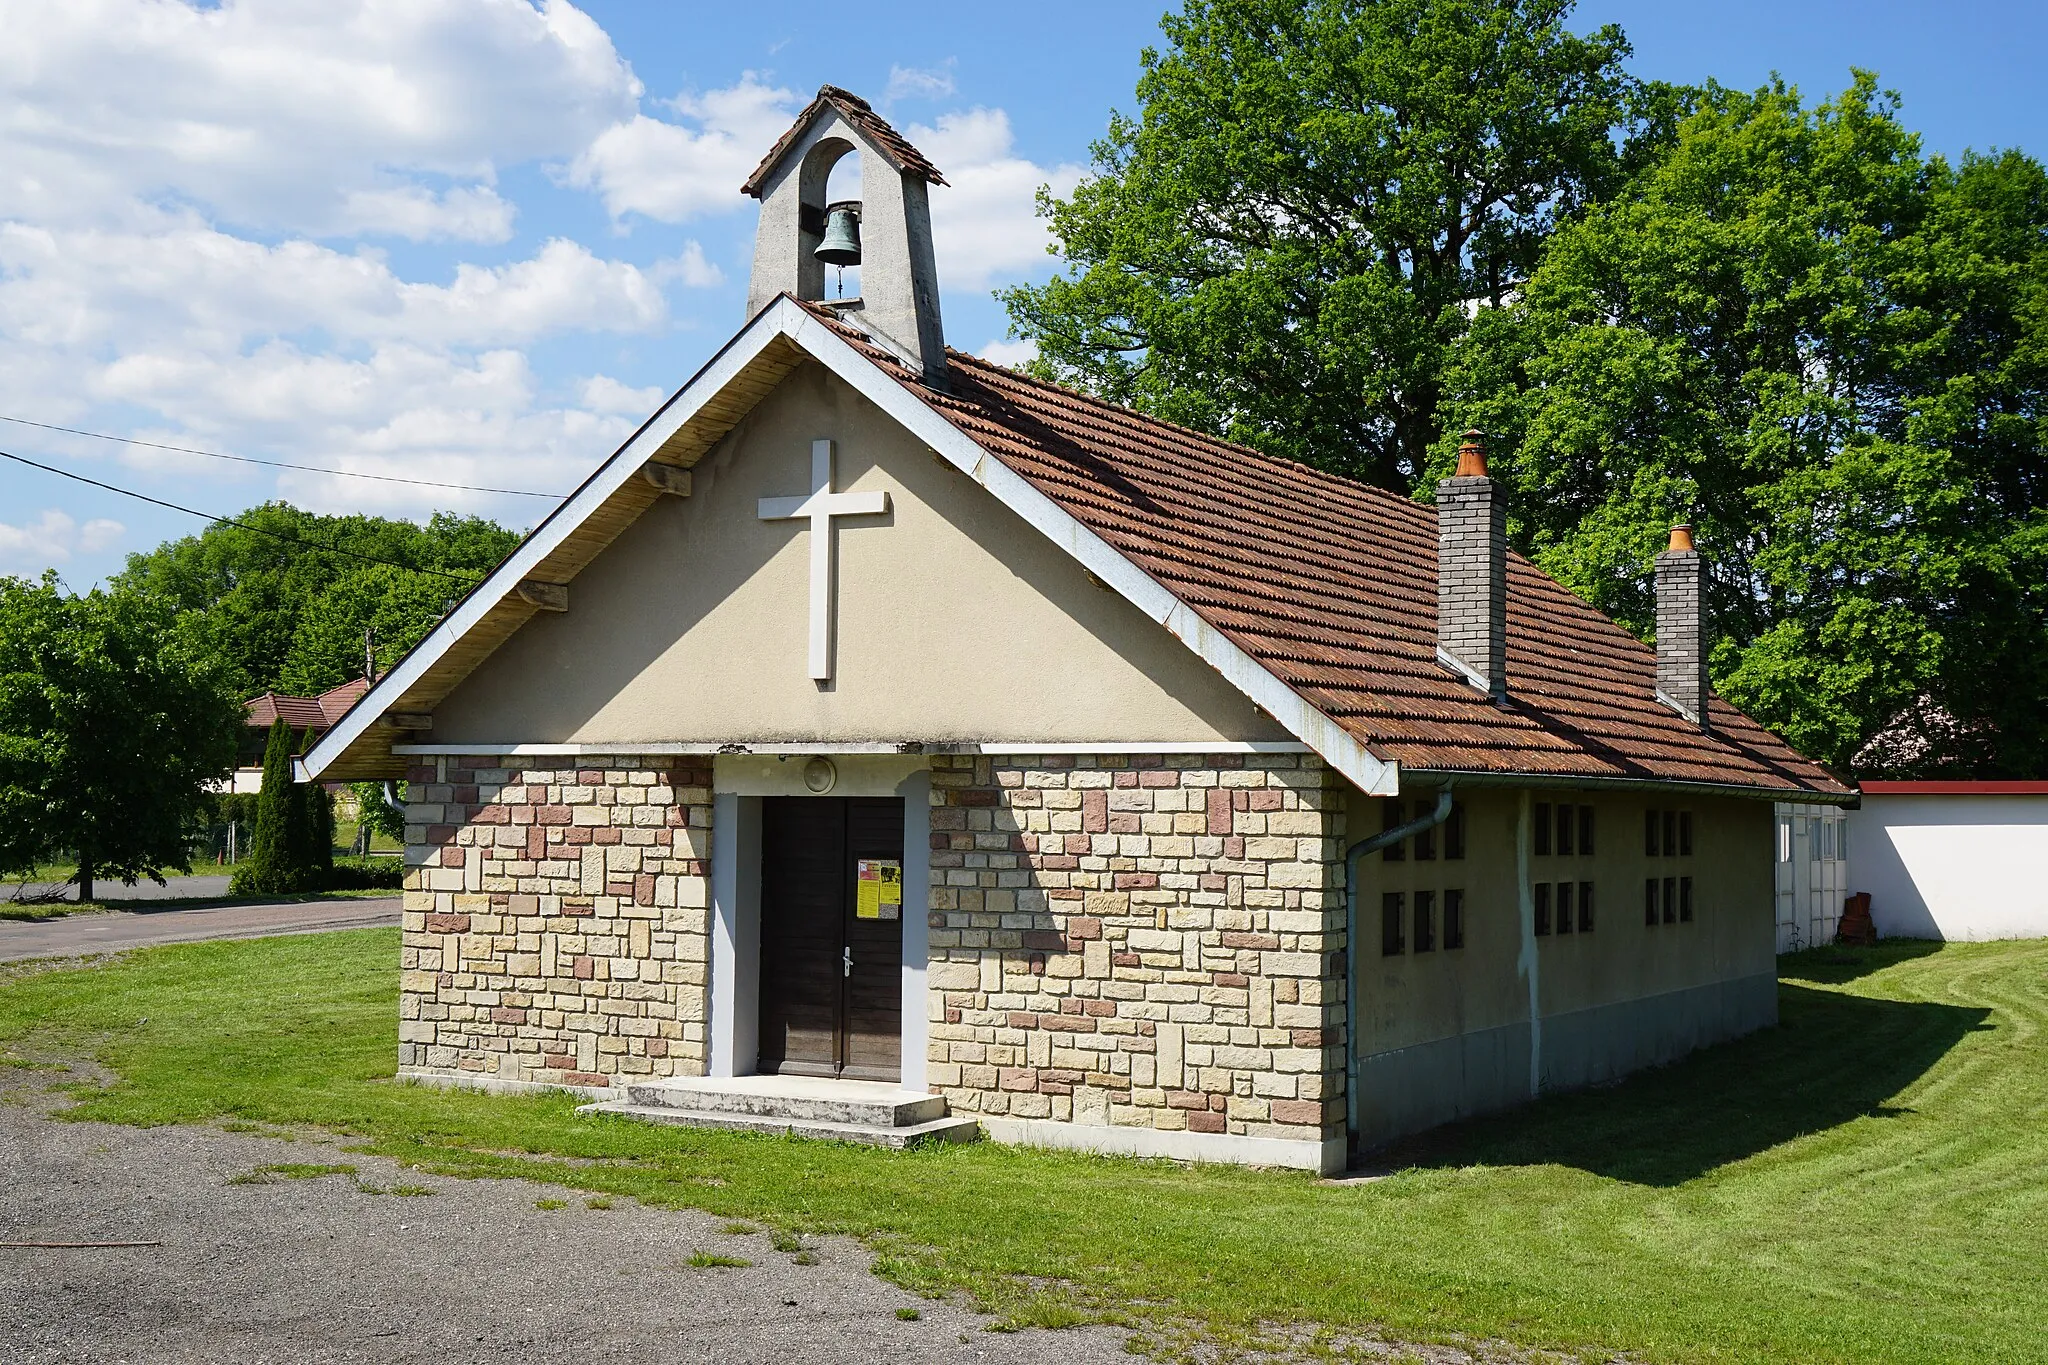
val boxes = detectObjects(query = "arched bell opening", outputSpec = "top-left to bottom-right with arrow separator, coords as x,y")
795,137 -> 862,304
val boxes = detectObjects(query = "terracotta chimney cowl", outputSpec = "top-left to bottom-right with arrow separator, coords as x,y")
1668,523 -> 1695,553
1455,429 -> 1489,478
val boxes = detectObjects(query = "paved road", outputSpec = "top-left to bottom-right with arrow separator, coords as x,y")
0,1077 -> 1132,1364
10,873 -> 234,902
0,897 -> 401,962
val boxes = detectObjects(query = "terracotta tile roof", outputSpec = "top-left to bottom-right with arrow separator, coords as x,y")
243,677 -> 371,733
742,85 -> 947,197
800,300 -> 1849,797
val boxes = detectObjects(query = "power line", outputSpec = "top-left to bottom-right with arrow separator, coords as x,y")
0,448 -> 487,585
0,414 -> 565,499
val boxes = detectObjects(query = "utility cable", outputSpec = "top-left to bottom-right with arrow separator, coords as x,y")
0,448 -> 487,585
0,414 -> 564,499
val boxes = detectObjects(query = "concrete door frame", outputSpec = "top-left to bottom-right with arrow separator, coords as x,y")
708,755 -> 930,1090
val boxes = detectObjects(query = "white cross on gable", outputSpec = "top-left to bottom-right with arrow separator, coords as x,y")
757,439 -> 890,681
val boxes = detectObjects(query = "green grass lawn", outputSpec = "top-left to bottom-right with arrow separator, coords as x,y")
0,933 -> 2042,1364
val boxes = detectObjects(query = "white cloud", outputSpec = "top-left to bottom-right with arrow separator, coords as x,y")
907,108 -> 1084,290
0,0 -> 640,240
0,508 -> 124,564
567,73 -> 799,223
885,63 -> 956,106
979,337 -> 1038,368
581,374 -> 667,415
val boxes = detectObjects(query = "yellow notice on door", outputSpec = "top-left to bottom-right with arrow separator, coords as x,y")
856,858 -> 903,921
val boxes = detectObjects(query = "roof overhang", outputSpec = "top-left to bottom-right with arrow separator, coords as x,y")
299,296 -> 1399,795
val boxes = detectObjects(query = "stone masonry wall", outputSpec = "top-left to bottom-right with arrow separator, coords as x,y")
399,754 -> 714,1089
925,752 -> 1347,1147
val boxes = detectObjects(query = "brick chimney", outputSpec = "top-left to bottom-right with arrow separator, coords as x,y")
1655,524 -> 1710,730
1436,430 -> 1507,701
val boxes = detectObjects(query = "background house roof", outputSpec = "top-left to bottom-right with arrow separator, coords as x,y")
799,301 -> 1849,798
244,677 -> 370,734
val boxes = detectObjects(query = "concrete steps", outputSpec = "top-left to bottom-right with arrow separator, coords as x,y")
577,1075 -> 979,1150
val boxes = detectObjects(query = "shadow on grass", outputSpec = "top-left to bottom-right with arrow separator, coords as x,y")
1778,938 -> 1946,985
1377,980 -> 1989,1186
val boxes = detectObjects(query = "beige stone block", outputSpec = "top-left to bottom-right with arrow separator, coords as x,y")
1155,1021 -> 1184,1090
929,960 -> 980,991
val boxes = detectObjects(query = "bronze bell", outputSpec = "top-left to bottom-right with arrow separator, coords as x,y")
815,200 -> 862,267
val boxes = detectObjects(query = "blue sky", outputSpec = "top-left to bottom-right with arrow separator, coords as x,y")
2,0 -> 2041,591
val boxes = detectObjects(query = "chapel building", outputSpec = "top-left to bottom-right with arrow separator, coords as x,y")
303,88 -> 1854,1172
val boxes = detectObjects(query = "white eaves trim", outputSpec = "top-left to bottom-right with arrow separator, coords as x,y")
389,740 -> 1314,758
302,296 -> 1399,796
785,306 -> 1398,796
298,308 -> 791,783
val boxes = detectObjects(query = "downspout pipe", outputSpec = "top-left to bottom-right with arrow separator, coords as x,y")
1342,783 -> 1455,1152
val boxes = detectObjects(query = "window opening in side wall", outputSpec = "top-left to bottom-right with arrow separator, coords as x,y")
1679,811 -> 1694,856
1534,882 -> 1552,935
1445,803 -> 1466,860
1556,802 -> 1574,856
1414,889 -> 1436,952
1381,799 -> 1405,861
1663,810 -> 1678,858
1778,817 -> 1792,863
1414,815 -> 1436,861
1444,889 -> 1465,949
1382,891 -> 1405,955
1837,818 -> 1847,862
1534,802 -> 1552,856
1646,809 -> 1660,857
1808,816 -> 1822,863
1579,880 -> 1595,932
1556,881 -> 1574,934
1644,878 -> 1659,925
1579,805 -> 1595,855
1680,876 -> 1694,922
1663,876 -> 1677,924
1821,818 -> 1834,861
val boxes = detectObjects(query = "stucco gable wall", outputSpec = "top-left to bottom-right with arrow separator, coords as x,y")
430,362 -> 1288,748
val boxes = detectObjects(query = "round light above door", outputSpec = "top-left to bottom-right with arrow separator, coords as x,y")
802,756 -> 837,794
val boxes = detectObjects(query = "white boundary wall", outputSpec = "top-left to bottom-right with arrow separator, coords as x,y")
1848,791 -> 2048,941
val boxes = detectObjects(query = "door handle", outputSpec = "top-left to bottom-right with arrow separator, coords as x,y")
843,945 -> 852,978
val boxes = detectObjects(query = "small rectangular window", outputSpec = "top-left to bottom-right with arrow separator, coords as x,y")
1837,819 -> 1847,862
1414,889 -> 1436,953
1680,876 -> 1694,922
1679,811 -> 1694,857
1646,809 -> 1660,857
1555,881 -> 1575,934
1778,818 -> 1792,863
1444,803 -> 1466,860
1808,816 -> 1822,863
1534,803 -> 1552,856
1663,811 -> 1678,858
1381,891 -> 1405,955
1663,876 -> 1677,924
1579,880 -> 1595,932
1534,882 -> 1552,935
1579,805 -> 1595,856
1556,803 -> 1574,857
1414,816 -> 1437,861
1644,877 -> 1659,926
1381,799 -> 1405,861
1444,889 -> 1465,949
1821,819 -> 1834,861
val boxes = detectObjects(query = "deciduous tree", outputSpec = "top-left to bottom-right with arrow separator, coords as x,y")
0,574 -> 239,899
1002,0 -> 1659,486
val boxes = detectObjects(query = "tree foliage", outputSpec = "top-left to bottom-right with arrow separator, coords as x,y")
234,722 -> 333,895
117,505 -> 521,701
0,573 -> 240,897
1002,0 -> 1660,486
1439,74 -> 2048,775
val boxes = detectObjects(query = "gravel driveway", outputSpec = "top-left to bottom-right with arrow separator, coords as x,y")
0,1069 -> 1132,1364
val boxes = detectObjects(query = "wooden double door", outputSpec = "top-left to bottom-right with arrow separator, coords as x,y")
757,797 -> 904,1080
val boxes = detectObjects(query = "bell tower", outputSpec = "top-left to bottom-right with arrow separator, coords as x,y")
742,86 -> 949,384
